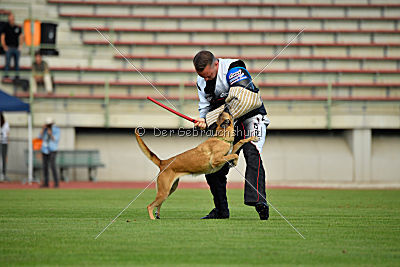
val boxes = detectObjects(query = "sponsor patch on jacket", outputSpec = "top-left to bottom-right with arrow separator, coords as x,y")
227,68 -> 248,85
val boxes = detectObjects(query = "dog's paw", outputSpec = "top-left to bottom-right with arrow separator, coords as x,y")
249,136 -> 259,142
231,158 -> 239,166
228,155 -> 239,167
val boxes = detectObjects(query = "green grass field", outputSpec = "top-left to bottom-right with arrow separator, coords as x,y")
0,188 -> 399,266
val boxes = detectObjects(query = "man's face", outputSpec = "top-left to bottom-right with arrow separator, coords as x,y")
197,60 -> 219,81
35,55 -> 42,64
8,14 -> 15,25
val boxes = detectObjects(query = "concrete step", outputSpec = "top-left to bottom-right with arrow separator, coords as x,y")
14,95 -> 400,129
55,2 -> 400,20
80,30 -> 400,44
63,15 -> 399,31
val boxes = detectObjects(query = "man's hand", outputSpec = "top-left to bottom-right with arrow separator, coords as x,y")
3,45 -> 8,51
47,128 -> 53,140
194,118 -> 207,130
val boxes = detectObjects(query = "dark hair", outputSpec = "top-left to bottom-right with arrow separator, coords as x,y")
1,112 -> 4,127
34,50 -> 41,57
193,50 -> 215,72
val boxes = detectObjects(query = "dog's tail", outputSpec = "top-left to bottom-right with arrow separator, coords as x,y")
135,128 -> 161,168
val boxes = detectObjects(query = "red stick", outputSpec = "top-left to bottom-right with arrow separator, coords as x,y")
147,96 -> 199,123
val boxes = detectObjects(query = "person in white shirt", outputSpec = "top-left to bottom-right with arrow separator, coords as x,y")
0,112 -> 10,181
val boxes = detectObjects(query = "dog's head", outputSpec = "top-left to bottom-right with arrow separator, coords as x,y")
214,105 -> 234,141
217,105 -> 233,128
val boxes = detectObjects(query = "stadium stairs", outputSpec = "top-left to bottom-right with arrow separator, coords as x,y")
0,0 -> 399,183
0,0 -> 398,128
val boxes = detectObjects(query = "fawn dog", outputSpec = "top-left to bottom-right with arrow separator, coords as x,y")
135,107 -> 257,219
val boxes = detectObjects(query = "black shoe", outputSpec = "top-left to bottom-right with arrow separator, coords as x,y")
255,203 -> 269,220
54,183 -> 59,188
201,208 -> 229,219
201,208 -> 218,219
40,184 -> 49,188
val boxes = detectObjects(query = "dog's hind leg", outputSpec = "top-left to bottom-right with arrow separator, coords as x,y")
147,192 -> 168,220
155,203 -> 163,219
147,171 -> 175,220
151,173 -> 185,219
169,178 -> 180,196
155,178 -> 180,219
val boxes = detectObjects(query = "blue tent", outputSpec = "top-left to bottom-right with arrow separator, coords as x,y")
0,90 -> 30,112
0,89 -> 33,183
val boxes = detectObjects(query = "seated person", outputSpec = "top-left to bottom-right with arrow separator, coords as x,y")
30,51 -> 53,93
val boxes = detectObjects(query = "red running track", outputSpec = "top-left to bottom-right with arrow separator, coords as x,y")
2,181 -> 392,190
0,181 -> 246,190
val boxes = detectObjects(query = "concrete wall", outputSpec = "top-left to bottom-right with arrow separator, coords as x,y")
5,116 -> 398,185
72,128 -> 400,185
371,132 -> 400,183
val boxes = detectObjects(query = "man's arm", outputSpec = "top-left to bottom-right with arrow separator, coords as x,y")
205,86 -> 262,126
52,126 -> 60,143
205,66 -> 262,126
197,83 -> 210,118
46,127 -> 57,141
195,83 -> 210,129
43,62 -> 50,74
38,125 -> 46,139
32,63 -> 37,77
1,33 -> 7,51
18,30 -> 24,50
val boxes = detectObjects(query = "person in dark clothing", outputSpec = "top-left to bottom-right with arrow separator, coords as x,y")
193,50 -> 270,220
1,13 -> 24,79
0,112 -> 10,182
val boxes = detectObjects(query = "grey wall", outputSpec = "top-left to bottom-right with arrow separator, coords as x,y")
74,128 -> 400,185
5,119 -> 399,185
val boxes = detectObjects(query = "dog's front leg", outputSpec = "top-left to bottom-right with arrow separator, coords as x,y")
231,136 -> 259,154
211,154 -> 238,169
230,155 -> 239,166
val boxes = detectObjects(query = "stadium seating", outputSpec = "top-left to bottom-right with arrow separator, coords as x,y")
1,0 -> 399,183
1,0 -> 399,111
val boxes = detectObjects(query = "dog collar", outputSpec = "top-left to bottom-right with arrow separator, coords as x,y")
216,136 -> 234,144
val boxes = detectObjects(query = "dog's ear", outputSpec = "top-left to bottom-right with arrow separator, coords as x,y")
208,122 -> 217,134
223,104 -> 231,115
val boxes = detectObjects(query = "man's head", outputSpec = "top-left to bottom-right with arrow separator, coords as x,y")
8,13 -> 14,25
193,50 -> 219,81
35,51 -> 42,64
45,117 -> 54,127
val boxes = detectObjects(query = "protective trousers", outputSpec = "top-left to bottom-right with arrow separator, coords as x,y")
205,114 -> 269,215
